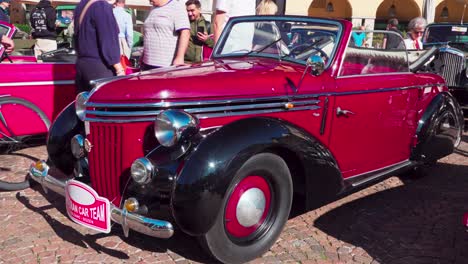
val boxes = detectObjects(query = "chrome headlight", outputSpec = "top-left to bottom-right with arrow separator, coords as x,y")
130,158 -> 154,184
75,92 -> 89,121
154,110 -> 199,147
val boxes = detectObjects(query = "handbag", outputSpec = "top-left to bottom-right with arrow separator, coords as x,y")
120,54 -> 130,71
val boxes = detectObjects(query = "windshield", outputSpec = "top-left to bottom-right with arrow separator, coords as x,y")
424,25 -> 468,44
213,17 -> 341,67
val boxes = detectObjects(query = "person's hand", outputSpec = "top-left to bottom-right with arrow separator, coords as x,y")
113,63 -> 126,76
116,69 -> 126,76
197,32 -> 210,43
172,56 -> 186,66
1,35 -> 14,54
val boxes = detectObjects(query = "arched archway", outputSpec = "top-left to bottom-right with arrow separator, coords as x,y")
435,0 -> 468,23
375,0 -> 421,30
308,0 -> 352,20
376,0 -> 421,23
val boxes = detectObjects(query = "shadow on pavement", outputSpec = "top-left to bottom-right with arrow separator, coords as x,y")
16,192 -> 129,259
17,179 -> 214,263
314,162 -> 468,264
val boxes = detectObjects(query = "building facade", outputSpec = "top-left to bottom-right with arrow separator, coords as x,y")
286,0 -> 468,31
9,0 -> 468,30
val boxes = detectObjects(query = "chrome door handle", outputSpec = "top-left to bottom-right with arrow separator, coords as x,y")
336,107 -> 355,116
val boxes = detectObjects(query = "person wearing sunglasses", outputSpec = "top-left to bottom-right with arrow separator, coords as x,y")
404,17 -> 427,50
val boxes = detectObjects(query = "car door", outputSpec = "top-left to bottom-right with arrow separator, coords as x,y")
329,40 -> 418,178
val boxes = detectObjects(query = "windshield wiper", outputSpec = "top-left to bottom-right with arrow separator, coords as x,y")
242,38 -> 284,57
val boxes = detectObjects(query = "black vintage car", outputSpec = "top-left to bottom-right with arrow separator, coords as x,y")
423,23 -> 468,116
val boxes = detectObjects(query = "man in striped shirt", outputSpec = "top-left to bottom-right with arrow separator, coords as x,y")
142,0 -> 190,70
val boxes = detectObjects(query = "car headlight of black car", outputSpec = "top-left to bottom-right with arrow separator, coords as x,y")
75,92 -> 89,121
130,157 -> 154,184
154,109 -> 199,147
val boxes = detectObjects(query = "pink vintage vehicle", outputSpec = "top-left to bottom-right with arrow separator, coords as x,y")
0,22 -> 76,146
24,16 -> 463,263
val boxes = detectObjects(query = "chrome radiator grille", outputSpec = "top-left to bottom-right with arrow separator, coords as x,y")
87,123 -> 124,206
439,51 -> 464,87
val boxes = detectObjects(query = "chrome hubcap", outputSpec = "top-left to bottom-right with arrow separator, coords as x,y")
236,188 -> 266,227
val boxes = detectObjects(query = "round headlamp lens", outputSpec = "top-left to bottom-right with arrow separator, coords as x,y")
75,92 -> 89,121
155,113 -> 177,147
154,110 -> 199,147
130,158 -> 154,184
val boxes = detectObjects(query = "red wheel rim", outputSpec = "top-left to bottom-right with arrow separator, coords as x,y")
225,175 -> 271,238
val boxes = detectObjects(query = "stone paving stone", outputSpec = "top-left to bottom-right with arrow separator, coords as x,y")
0,132 -> 467,263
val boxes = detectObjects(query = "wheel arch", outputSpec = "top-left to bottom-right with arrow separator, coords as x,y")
47,102 -> 84,175
171,117 -> 343,236
411,92 -> 463,163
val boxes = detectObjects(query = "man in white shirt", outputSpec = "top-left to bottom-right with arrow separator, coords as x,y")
212,0 -> 255,53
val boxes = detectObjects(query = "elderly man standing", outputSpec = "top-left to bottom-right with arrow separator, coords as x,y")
404,17 -> 427,50
113,0 -> 133,58
0,0 -> 11,23
185,0 -> 213,63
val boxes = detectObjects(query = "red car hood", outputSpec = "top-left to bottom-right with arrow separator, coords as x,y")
88,58 -> 306,103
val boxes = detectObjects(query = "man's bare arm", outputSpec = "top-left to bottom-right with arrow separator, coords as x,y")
213,10 -> 226,45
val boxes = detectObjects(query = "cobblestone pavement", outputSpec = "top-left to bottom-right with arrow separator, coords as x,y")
0,131 -> 466,264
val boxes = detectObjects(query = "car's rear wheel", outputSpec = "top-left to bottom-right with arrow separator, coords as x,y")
199,153 -> 292,264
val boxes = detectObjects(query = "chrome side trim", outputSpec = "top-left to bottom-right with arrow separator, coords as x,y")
86,94 -> 321,108
29,161 -> 174,239
85,105 -> 321,123
345,160 -> 413,187
336,72 -> 414,79
0,80 -> 75,87
84,95 -> 321,122
83,83 -> 444,123
86,100 -> 320,117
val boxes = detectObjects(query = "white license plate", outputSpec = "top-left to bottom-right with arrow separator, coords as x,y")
65,180 -> 111,233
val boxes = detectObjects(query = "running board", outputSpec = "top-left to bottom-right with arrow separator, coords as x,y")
345,160 -> 414,188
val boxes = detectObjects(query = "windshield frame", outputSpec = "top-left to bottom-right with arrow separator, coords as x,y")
211,15 -> 344,68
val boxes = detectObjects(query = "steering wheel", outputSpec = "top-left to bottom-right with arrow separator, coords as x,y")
288,44 -> 329,62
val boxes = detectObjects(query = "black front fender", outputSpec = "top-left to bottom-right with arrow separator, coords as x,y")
171,117 -> 342,236
47,102 -> 84,175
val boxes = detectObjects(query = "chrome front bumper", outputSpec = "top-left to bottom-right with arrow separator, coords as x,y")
29,160 -> 174,239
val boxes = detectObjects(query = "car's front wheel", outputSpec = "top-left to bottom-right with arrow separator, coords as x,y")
199,153 -> 293,264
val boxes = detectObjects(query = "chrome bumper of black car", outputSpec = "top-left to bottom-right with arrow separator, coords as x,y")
28,160 -> 174,239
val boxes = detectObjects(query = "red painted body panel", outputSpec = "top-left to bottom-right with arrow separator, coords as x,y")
87,58 -> 447,181
0,60 -> 76,138
90,59 -> 308,103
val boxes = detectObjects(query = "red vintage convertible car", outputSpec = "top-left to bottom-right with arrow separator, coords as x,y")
27,16 -> 463,263
0,21 -> 76,146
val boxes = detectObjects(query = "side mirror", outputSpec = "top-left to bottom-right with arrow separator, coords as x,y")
307,55 -> 325,76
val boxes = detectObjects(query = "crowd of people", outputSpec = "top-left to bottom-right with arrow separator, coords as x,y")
351,16 -> 427,51
0,0 -> 431,93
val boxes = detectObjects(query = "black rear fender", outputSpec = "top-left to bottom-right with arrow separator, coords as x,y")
411,92 -> 463,163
